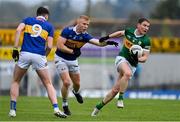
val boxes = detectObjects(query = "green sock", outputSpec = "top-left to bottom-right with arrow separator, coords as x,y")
96,101 -> 105,110
118,92 -> 124,100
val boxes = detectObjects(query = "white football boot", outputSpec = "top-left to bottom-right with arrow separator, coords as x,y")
117,100 -> 124,108
54,108 -> 67,118
9,109 -> 16,117
91,107 -> 100,117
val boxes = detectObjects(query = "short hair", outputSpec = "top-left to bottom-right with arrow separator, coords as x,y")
36,6 -> 49,16
138,18 -> 150,24
79,15 -> 90,21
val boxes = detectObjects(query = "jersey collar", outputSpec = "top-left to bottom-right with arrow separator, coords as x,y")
134,29 -> 144,37
73,26 -> 86,34
36,16 -> 47,21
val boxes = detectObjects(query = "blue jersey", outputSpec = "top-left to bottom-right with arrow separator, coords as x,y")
55,26 -> 93,60
21,17 -> 54,55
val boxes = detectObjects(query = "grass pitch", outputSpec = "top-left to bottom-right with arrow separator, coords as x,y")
0,96 -> 180,121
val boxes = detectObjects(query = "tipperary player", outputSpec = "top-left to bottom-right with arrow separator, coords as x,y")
55,15 -> 118,116
9,6 -> 67,118
91,18 -> 151,116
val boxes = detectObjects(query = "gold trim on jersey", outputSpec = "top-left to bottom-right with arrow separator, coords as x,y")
124,38 -> 133,49
24,25 -> 48,40
65,39 -> 86,48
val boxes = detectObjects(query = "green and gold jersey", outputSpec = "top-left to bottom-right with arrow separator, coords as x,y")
119,27 -> 151,67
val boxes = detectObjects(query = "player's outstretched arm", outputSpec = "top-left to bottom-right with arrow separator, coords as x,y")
89,38 -> 118,47
109,30 -> 125,38
99,30 -> 125,42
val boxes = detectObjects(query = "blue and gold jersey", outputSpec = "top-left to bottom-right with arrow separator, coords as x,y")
55,26 -> 93,60
21,17 -> 54,55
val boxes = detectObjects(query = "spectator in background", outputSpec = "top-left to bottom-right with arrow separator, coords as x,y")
55,15 -> 118,116
9,6 -> 66,118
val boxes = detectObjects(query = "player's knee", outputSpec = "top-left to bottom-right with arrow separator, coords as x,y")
63,80 -> 71,88
124,71 -> 132,81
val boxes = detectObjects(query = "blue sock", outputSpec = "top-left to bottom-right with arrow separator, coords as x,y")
10,100 -> 16,111
53,104 -> 59,109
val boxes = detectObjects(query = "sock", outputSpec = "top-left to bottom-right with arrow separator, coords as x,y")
10,100 -> 16,111
53,103 -> 59,111
72,89 -> 79,94
96,101 -> 105,110
118,92 -> 124,100
62,98 -> 68,107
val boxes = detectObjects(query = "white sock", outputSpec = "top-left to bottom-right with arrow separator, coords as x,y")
54,107 -> 59,112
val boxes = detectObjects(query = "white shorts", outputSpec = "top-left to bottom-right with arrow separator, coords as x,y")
17,51 -> 48,70
115,56 -> 136,77
54,54 -> 80,74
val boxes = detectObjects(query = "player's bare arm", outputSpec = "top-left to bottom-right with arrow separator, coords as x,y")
89,38 -> 107,46
109,30 -> 125,38
45,36 -> 53,56
56,36 -> 73,54
99,30 -> 125,42
89,38 -> 118,47
138,50 -> 150,63
14,23 -> 25,48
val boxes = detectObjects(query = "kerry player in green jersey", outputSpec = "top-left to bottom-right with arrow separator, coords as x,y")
91,18 -> 151,116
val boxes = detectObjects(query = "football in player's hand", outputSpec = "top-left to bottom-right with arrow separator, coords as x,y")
130,45 -> 143,58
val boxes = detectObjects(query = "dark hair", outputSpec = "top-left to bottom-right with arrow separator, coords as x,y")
138,18 -> 150,24
36,6 -> 49,16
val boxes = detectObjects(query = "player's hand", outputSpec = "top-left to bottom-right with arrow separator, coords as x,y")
130,50 -> 138,62
106,41 -> 118,47
99,35 -> 110,42
12,48 -> 19,62
73,49 -> 81,57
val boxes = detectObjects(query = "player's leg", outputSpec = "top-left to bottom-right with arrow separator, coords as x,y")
69,72 -> 83,104
9,65 -> 27,117
68,60 -> 83,104
9,52 -> 30,117
91,71 -> 122,116
91,56 -> 132,116
54,55 -> 71,116
59,71 -> 72,115
117,62 -> 136,108
36,69 -> 67,118
34,53 -> 66,118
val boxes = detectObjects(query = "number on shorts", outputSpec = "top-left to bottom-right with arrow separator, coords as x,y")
31,24 -> 42,37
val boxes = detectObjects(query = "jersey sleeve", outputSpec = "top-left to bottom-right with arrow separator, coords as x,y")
21,17 -> 29,24
124,28 -> 131,35
84,33 -> 93,42
48,24 -> 54,37
143,37 -> 151,52
60,27 -> 69,39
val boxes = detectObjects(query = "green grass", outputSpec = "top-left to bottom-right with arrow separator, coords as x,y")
0,96 -> 180,121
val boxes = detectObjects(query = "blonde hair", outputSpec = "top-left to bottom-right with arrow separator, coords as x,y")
79,15 -> 90,21
65,15 -> 90,27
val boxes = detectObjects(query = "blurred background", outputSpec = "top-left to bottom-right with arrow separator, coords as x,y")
0,0 -> 180,99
